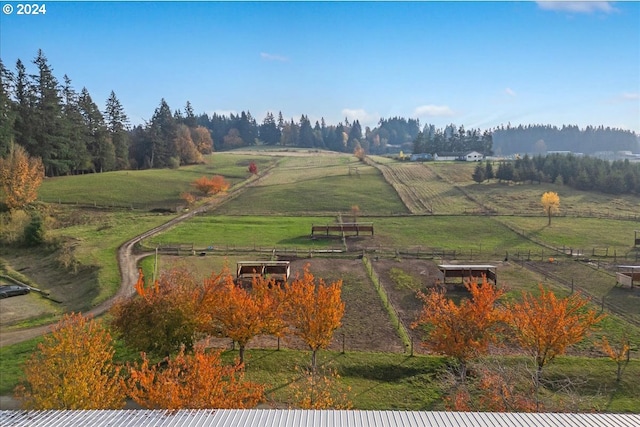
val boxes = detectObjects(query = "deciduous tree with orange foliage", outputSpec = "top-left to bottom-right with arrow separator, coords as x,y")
412,276 -> 505,381
443,360 -> 538,412
289,365 -> 352,409
506,286 -> 603,409
193,175 -> 230,195
125,345 -> 265,409
0,144 -> 44,210
111,268 -> 200,357
283,265 -> 345,370
599,334 -> 631,382
15,313 -> 125,409
200,273 -> 284,365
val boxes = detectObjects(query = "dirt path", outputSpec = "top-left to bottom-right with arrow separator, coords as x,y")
0,169 -> 274,348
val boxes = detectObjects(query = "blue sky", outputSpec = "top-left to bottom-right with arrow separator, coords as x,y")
1,1 -> 638,133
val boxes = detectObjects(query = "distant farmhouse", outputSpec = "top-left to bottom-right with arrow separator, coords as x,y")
428,151 -> 484,162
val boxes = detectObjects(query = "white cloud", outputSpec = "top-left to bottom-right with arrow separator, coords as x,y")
414,104 -> 455,117
621,92 -> 639,101
536,1 -> 616,14
341,108 -> 376,124
260,52 -> 289,62
505,87 -> 516,97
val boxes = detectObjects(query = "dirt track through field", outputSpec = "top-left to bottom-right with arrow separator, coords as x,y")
0,168 -> 275,348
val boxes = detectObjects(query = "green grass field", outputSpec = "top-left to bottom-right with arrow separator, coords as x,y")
38,154 -> 276,209
3,150 -> 640,411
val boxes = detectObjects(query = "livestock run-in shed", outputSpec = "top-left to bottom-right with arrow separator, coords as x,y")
438,264 -> 497,285
1,410 -> 638,427
616,265 -> 640,288
236,261 -> 290,286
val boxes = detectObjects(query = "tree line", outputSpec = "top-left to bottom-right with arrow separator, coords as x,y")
492,124 -> 638,156
473,153 -> 640,195
412,123 -> 494,156
2,50 -> 637,177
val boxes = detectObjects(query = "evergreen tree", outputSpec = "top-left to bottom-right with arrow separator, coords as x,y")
472,162 -> 486,183
485,161 -> 494,180
148,98 -> 177,168
32,50 -> 70,176
61,75 -> 91,173
104,91 -> 130,169
298,114 -> 314,147
12,59 -> 36,159
259,112 -> 280,145
0,60 -> 16,156
183,101 -> 196,128
78,87 -> 115,172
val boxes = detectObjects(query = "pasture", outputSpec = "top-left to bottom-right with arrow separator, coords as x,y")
38,154 -> 276,209
2,149 -> 640,411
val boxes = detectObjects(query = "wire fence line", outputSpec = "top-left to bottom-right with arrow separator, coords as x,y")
39,197 -> 640,222
146,242 -> 640,264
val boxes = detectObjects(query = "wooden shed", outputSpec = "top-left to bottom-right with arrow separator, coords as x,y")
616,265 -> 640,288
438,264 -> 497,285
236,261 -> 290,286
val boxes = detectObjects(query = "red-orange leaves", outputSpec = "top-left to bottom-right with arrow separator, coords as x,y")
200,273 -> 282,365
192,175 -> 230,195
125,346 -> 264,409
412,276 -> 505,380
283,265 -> 345,369
506,286 -> 603,373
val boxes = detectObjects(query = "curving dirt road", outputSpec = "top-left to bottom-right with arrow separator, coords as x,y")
0,168 -> 273,348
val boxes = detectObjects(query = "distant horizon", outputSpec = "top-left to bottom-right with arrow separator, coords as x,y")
1,1 -> 638,133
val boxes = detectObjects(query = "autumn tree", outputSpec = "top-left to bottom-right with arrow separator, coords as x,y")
192,175 -> 230,195
191,126 -> 214,154
125,346 -> 265,409
506,286 -> 603,409
0,144 -> 44,210
412,276 -> 505,381
283,265 -> 345,371
350,205 -> 360,222
443,359 -> 537,412
111,268 -> 200,357
541,191 -> 560,225
599,334 -> 631,382
15,313 -> 125,409
200,273 -> 284,365
289,365 -> 352,409
248,161 -> 258,174
173,123 -> 203,165
180,191 -> 196,207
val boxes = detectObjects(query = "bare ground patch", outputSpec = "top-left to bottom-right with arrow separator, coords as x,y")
0,249 -> 100,327
204,257 -> 405,354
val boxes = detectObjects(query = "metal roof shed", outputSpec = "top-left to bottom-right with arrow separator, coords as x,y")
1,410 -> 639,427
